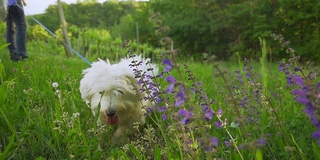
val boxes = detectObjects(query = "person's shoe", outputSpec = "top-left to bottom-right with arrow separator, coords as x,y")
11,56 -> 20,62
10,52 -> 20,62
21,56 -> 28,61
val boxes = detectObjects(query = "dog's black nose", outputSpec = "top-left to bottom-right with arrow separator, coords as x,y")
106,110 -> 116,117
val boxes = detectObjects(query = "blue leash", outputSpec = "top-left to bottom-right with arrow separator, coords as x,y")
17,4 -> 91,65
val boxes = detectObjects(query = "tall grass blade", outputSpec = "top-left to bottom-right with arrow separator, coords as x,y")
129,144 -> 144,160
0,44 -> 9,51
290,134 -> 307,160
312,143 -> 320,160
0,97 -> 16,160
259,38 -> 268,92
0,132 -> 16,160
255,149 -> 263,160
153,145 -> 161,160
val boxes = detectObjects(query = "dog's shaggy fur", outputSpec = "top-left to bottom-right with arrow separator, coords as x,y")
80,56 -> 158,138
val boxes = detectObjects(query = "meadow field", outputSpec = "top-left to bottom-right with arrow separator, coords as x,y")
0,40 -> 319,160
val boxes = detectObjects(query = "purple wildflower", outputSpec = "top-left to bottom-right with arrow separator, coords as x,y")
224,141 -> 231,148
286,76 -> 294,86
292,89 -> 306,96
296,97 -> 311,105
315,82 -> 320,98
211,137 -> 219,147
147,107 -> 153,113
316,82 -> 320,91
302,86 -> 309,92
279,61 -> 290,74
154,96 -> 162,104
177,109 -> 191,117
197,137 -> 219,151
292,84 -> 320,144
181,118 -> 190,125
214,121 -> 222,128
304,105 -> 315,119
312,131 -> 320,139
246,72 -> 251,78
278,61 -> 284,72
293,75 -> 304,86
166,75 -> 176,83
217,108 -> 223,118
294,67 -> 300,72
175,92 -> 186,107
159,106 -> 167,112
177,109 -> 193,125
158,72 -> 164,78
190,87 -> 196,94
136,61 -> 143,66
256,138 -> 268,146
292,89 -> 317,123
175,86 -> 187,107
162,59 -> 173,72
162,114 -> 167,120
203,106 -> 214,121
166,84 -> 175,94
239,100 -> 246,108
244,57 -> 249,67
235,70 -> 243,84
285,63 -> 290,68
165,76 -> 176,94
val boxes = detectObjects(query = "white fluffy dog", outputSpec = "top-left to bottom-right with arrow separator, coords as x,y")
80,55 -> 158,138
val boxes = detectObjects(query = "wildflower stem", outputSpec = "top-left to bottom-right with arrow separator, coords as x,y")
247,67 -> 291,146
214,65 -> 244,130
185,64 -> 244,159
168,41 -> 190,98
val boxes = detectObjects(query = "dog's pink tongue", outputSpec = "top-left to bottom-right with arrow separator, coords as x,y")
107,115 -> 118,125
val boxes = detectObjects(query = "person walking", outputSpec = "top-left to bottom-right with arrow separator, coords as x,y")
6,0 -> 28,61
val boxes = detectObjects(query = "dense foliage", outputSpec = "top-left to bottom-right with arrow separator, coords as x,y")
20,0 -> 320,61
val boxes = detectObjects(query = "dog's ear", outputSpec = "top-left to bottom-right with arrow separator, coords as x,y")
79,83 -> 91,102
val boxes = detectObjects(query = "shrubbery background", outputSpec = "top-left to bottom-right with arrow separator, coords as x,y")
1,0 -> 319,61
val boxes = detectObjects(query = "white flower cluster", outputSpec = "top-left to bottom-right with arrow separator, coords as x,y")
52,82 -> 61,99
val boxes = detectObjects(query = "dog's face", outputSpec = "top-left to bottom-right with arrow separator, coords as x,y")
80,56 -> 158,138
96,76 -> 144,125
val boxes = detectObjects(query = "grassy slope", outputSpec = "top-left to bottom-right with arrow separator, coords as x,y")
0,50 -> 318,159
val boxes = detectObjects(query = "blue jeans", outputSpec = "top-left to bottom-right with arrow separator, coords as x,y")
6,3 -> 28,61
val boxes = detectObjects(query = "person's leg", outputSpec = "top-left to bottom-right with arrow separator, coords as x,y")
6,9 -> 19,61
12,4 -> 28,59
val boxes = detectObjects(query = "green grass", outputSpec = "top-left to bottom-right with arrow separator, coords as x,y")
0,47 -> 319,159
